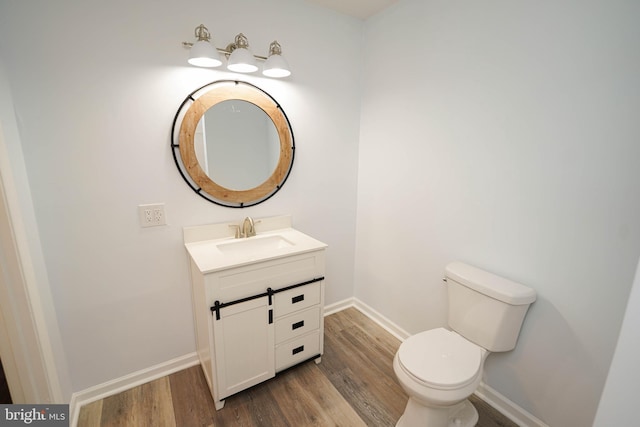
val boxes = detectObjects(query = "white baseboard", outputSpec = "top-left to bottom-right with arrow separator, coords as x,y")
323,297 -> 356,316
351,298 -> 411,341
69,352 -> 199,427
324,297 -> 410,341
474,380 -> 548,427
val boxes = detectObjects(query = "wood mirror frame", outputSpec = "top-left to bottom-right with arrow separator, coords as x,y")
172,80 -> 294,208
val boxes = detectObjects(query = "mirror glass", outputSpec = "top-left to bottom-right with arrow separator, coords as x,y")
195,100 -> 280,191
172,81 -> 294,207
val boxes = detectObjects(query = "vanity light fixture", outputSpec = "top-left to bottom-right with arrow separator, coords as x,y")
182,24 -> 291,78
187,24 -> 222,67
262,41 -> 291,78
226,33 -> 258,73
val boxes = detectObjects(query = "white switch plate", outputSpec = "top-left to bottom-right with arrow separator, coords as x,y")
138,203 -> 166,227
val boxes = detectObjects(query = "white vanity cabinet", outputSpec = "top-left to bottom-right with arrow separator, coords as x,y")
185,218 -> 327,411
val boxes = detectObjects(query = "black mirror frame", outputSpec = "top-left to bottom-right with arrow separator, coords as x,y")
171,80 -> 295,208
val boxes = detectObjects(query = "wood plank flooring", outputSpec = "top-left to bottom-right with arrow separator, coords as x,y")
78,307 -> 516,427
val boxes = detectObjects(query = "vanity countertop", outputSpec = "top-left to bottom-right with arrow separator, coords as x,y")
184,216 -> 327,274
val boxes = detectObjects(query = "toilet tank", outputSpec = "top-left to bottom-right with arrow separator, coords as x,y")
445,262 -> 536,352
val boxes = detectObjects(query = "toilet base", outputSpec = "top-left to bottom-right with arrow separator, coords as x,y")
396,398 -> 478,427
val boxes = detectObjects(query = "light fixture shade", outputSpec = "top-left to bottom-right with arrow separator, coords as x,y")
263,54 -> 291,78
227,47 -> 258,73
188,40 -> 222,67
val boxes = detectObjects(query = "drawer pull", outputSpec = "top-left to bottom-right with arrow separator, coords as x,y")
292,345 -> 304,355
292,320 -> 304,330
292,294 -> 305,304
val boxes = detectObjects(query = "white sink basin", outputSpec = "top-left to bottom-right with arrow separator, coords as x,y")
216,235 -> 294,256
184,217 -> 327,273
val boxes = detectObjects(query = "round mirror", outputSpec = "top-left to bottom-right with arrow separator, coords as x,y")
172,80 -> 294,207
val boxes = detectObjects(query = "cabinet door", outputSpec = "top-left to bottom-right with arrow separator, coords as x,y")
212,297 -> 275,400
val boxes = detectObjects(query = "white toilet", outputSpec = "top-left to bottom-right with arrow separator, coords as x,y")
393,262 -> 536,427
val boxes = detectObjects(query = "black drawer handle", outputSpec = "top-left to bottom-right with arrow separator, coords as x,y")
292,294 -> 304,304
292,320 -> 304,330
292,345 -> 304,355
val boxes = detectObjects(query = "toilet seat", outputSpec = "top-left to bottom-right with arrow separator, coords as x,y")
397,328 -> 483,390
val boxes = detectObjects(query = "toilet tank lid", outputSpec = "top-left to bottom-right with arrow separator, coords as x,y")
445,262 -> 536,305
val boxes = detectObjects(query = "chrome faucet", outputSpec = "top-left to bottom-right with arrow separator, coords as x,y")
241,216 -> 256,238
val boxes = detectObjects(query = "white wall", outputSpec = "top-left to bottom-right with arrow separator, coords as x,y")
594,256 -> 640,425
0,0 -> 362,393
356,1 -> 640,426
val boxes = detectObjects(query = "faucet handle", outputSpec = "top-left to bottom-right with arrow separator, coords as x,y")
249,219 -> 262,237
228,224 -> 242,238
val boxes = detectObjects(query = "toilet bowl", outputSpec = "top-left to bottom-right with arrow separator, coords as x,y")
393,328 -> 487,427
393,262 -> 536,427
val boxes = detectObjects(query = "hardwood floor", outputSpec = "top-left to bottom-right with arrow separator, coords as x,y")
78,307 -> 516,427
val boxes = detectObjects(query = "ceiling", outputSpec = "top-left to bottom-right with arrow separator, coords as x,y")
306,0 -> 398,20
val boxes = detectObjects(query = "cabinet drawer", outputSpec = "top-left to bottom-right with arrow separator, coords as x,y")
275,330 -> 320,371
274,282 -> 321,318
275,306 -> 320,344
215,254 -> 321,302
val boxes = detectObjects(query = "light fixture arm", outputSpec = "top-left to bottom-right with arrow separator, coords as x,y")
222,33 -> 267,60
